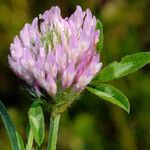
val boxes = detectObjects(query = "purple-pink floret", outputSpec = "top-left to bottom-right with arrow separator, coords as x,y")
8,6 -> 102,97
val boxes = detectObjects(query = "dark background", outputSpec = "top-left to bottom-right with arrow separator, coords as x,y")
0,0 -> 150,149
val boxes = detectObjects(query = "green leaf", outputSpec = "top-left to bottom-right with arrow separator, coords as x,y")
0,101 -> 19,150
92,52 -> 150,83
87,84 -> 130,113
16,132 -> 24,150
96,20 -> 104,52
28,101 -> 45,146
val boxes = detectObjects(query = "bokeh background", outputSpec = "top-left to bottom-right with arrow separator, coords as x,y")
0,0 -> 150,149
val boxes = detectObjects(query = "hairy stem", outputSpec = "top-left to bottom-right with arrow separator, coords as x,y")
47,113 -> 60,150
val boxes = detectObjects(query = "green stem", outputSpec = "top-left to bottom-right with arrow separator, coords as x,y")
47,113 -> 60,150
26,128 -> 34,150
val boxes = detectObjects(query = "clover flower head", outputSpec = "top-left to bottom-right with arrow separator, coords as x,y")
8,6 -> 102,98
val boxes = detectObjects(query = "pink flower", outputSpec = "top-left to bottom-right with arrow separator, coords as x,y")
8,6 -> 102,97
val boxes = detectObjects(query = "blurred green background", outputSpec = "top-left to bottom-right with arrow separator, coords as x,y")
0,0 -> 150,149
